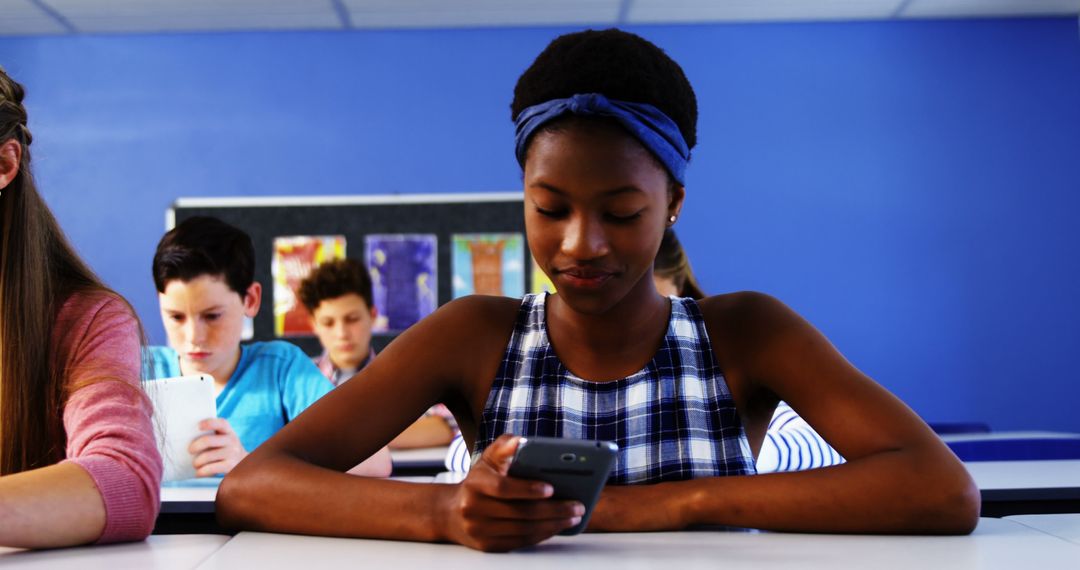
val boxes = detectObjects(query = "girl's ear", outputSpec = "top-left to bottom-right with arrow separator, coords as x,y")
242,282 -> 262,318
667,184 -> 685,225
0,139 -> 21,190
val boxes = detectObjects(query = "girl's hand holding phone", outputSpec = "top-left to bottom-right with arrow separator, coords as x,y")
439,434 -> 584,552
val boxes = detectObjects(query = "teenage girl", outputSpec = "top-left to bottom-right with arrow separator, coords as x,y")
217,29 -> 978,552
0,67 -> 161,548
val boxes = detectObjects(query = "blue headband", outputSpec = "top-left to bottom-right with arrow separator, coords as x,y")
513,93 -> 691,185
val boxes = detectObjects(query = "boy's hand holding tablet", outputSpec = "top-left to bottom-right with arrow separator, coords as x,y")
189,417 -> 249,477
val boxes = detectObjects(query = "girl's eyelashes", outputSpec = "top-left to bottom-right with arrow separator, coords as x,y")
535,205 -> 644,223
606,211 -> 643,223
535,206 -> 568,219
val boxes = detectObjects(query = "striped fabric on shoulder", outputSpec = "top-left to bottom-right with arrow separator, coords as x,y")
445,433 -> 471,473
755,401 -> 845,473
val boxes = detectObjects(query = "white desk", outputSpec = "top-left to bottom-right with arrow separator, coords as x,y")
195,518 -> 1077,570
159,475 -> 436,513
0,534 -> 229,569
158,480 -> 222,535
390,445 -> 448,475
161,481 -> 220,515
963,459 -> 1080,516
964,459 -> 1080,490
942,431 -> 1080,443
1006,514 -> 1080,545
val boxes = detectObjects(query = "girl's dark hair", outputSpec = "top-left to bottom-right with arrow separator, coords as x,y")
152,216 -> 255,297
1,66 -> 143,474
511,28 -> 698,151
298,258 -> 374,313
654,228 -> 706,300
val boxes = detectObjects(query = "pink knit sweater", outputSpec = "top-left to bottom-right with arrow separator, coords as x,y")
54,291 -> 162,543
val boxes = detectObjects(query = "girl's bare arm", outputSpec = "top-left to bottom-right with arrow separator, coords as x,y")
216,297 -> 581,551
589,292 -> 978,535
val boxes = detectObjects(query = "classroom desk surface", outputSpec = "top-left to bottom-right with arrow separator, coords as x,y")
194,518 -> 1076,570
1006,514 -> 1080,545
965,459 -> 1080,490
0,534 -> 229,569
964,459 -> 1080,516
942,431 -> 1080,443
155,476 -> 436,535
158,480 -> 223,535
390,445 -> 448,475
161,481 -> 220,514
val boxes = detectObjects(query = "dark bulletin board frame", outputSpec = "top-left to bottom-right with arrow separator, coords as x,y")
168,193 -> 529,355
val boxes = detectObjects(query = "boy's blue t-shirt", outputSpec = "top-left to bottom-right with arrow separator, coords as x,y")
146,341 -> 333,452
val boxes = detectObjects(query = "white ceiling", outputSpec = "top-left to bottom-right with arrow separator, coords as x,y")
1,0 -> 1078,36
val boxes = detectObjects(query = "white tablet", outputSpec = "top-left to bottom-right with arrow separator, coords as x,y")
146,374 -> 217,482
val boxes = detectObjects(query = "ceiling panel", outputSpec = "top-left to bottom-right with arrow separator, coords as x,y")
44,0 -> 342,33
903,0 -> 1080,18
2,0 -> 1078,36
342,0 -> 621,29
60,14 -> 341,34
628,0 -> 904,24
0,0 -> 69,35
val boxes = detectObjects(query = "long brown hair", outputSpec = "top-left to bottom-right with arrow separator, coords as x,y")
654,228 -> 706,300
0,67 -> 135,475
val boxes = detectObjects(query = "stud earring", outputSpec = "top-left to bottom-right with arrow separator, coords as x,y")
668,215 -> 677,224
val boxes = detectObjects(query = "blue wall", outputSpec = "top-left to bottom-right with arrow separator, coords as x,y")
1,19 -> 1078,431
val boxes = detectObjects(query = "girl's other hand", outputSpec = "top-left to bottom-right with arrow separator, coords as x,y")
439,434 -> 584,552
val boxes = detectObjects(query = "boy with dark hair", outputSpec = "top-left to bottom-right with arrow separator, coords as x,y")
297,259 -> 377,385
299,259 -> 455,449
148,216 -> 390,476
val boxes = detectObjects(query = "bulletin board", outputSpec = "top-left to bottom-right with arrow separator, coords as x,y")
168,193 -> 540,355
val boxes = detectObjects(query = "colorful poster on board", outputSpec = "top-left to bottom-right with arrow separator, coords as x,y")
530,257 -> 556,295
451,233 -> 525,299
365,234 -> 438,333
272,235 -> 346,337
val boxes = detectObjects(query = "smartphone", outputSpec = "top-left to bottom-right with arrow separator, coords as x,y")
508,436 -> 618,535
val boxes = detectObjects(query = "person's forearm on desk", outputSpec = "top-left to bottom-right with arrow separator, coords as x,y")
218,299 -> 592,551
218,435 -> 579,552
589,442 -> 979,534
616,292 -> 980,535
0,463 -> 106,548
218,454 -> 445,541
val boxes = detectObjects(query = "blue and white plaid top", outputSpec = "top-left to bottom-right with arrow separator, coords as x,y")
474,293 -> 756,484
